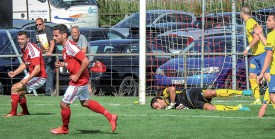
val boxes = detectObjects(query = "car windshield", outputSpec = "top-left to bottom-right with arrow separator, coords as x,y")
156,35 -> 192,52
50,0 -> 97,8
181,37 -> 244,54
116,12 -> 161,27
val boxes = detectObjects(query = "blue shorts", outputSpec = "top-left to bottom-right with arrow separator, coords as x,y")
249,52 -> 270,74
269,75 -> 275,93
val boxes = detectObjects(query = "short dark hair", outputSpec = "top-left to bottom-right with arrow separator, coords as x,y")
35,18 -> 44,23
269,13 -> 275,21
150,96 -> 163,109
17,31 -> 29,38
53,24 -> 69,37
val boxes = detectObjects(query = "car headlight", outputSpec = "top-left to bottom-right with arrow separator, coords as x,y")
155,68 -> 164,75
202,67 -> 220,74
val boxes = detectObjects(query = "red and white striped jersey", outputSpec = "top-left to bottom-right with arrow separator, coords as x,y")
62,40 -> 89,86
21,42 -> 47,78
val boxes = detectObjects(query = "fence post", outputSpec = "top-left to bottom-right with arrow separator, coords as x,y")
139,0 -> 146,105
200,0 -> 206,88
231,0 -> 237,90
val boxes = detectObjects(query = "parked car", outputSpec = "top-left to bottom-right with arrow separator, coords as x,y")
155,27 -> 241,53
111,10 -> 196,36
13,19 -> 58,30
194,12 -> 242,29
89,39 -> 170,96
79,27 -> 126,41
154,35 -> 247,90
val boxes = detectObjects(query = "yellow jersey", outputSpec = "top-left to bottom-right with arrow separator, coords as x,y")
246,18 -> 265,55
265,30 -> 275,74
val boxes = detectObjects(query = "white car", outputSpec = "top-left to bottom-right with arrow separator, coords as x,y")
111,10 -> 196,37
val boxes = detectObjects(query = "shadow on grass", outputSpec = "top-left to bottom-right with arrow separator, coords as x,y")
31,113 -> 53,115
75,130 -> 117,134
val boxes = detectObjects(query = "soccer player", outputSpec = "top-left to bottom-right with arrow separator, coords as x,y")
68,26 -> 94,94
253,13 -> 275,117
240,5 -> 270,105
50,24 -> 117,135
3,31 -> 47,117
151,86 -> 252,111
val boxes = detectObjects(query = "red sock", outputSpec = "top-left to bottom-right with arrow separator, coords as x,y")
19,96 -> 29,114
9,94 -> 20,115
87,100 -> 112,121
61,107 -> 71,131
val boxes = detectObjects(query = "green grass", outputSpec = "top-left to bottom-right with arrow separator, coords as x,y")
0,95 -> 275,139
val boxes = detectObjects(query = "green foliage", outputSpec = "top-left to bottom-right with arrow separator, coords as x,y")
0,95 -> 275,139
97,0 -> 275,27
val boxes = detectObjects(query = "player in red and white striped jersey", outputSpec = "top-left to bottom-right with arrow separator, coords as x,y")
50,24 -> 117,135
3,31 -> 47,117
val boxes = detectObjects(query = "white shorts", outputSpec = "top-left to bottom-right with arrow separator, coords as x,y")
62,84 -> 90,104
23,74 -> 46,93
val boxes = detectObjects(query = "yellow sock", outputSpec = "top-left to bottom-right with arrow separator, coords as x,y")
214,105 -> 239,111
216,89 -> 242,97
263,89 -> 270,104
250,79 -> 260,99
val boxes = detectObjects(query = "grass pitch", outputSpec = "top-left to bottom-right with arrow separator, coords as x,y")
0,95 -> 275,139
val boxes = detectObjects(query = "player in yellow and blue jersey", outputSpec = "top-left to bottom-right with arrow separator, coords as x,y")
254,13 -> 275,117
240,6 -> 270,105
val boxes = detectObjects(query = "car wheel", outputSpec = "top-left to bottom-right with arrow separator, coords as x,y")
118,76 -> 138,96
0,82 -> 4,95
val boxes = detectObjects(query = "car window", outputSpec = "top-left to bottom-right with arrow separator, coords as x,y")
83,31 -> 105,41
158,14 -> 193,23
107,32 -> 123,39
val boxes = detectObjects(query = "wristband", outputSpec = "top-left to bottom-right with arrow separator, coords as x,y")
246,47 -> 250,51
170,103 -> 175,106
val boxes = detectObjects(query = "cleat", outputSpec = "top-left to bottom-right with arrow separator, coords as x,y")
50,126 -> 69,135
17,112 -> 30,116
109,114 -> 118,132
238,104 -> 250,111
250,99 -> 262,105
242,90 -> 252,96
2,113 -> 16,117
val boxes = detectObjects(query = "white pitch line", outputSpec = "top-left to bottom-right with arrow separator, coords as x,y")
0,113 -> 274,120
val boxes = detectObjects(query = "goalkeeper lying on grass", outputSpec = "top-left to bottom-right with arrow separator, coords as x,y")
151,87 -> 252,111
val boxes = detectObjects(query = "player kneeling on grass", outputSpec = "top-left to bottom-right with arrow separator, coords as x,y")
3,31 -> 47,117
151,87 -> 252,111
50,24 -> 117,135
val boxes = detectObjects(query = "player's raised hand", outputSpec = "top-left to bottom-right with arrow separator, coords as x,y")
8,71 -> 15,78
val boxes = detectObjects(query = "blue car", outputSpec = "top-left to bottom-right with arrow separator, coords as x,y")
154,35 -> 247,89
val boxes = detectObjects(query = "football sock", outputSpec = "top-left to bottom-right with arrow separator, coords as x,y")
216,89 -> 242,97
250,79 -> 260,99
19,96 -> 29,114
214,105 -> 239,111
61,107 -> 71,131
10,94 -> 20,115
87,100 -> 112,121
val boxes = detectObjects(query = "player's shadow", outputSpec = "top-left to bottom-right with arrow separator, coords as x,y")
31,113 -> 53,115
75,130 -> 117,134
